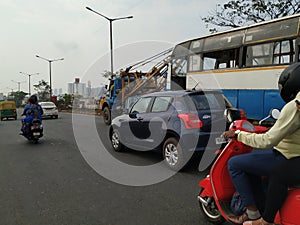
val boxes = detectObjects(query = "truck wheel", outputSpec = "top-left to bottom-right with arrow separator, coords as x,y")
103,107 -> 111,125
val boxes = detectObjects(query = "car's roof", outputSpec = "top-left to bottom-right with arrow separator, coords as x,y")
141,89 -> 222,98
39,102 -> 55,104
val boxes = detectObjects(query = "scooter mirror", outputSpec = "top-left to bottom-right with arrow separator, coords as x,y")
270,108 -> 280,120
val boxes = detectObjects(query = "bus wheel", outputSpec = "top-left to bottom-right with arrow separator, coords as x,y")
103,107 -> 111,125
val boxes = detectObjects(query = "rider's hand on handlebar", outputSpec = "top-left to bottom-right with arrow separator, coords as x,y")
223,130 -> 236,139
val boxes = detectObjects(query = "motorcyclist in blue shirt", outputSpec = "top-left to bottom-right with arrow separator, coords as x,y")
20,95 -> 43,135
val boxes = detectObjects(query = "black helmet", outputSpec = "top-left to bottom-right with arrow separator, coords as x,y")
28,95 -> 38,104
278,62 -> 300,103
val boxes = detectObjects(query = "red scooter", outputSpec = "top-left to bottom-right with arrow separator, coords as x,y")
197,109 -> 300,225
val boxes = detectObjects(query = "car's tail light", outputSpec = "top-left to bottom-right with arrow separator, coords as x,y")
239,109 -> 247,120
178,113 -> 203,129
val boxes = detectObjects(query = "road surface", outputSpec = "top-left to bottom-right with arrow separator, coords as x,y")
0,111 -> 229,225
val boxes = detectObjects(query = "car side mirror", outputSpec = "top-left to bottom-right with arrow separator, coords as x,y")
129,112 -> 137,119
224,109 -> 234,123
224,108 -> 241,123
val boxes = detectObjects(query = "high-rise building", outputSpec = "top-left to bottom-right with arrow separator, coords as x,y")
87,81 -> 92,97
67,83 -> 74,94
77,83 -> 87,97
67,82 -> 87,97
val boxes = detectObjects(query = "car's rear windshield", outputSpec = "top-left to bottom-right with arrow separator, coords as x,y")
40,103 -> 55,107
183,93 -> 229,110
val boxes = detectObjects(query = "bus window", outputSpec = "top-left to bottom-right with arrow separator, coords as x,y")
171,57 -> 188,90
273,40 -> 295,64
203,56 -> 216,70
246,43 -> 274,66
202,48 -> 239,70
189,54 -> 201,71
172,58 -> 187,77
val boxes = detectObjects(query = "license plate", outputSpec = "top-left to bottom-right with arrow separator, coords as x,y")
215,136 -> 227,144
33,132 -> 40,136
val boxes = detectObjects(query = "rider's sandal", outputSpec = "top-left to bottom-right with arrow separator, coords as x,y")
243,217 -> 274,225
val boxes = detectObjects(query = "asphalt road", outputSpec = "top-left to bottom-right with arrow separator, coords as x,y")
0,111 -> 229,225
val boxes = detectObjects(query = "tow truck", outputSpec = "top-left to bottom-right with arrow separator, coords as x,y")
99,49 -> 172,125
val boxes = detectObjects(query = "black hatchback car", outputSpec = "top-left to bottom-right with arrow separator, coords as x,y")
109,90 -> 244,170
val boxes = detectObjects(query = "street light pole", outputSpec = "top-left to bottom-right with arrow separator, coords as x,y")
36,55 -> 64,101
6,87 -> 14,99
109,20 -> 113,77
11,80 -> 26,92
19,72 -> 39,95
86,6 -> 133,78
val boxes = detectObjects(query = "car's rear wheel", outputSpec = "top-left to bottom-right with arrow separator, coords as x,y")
111,129 -> 124,152
163,137 -> 186,171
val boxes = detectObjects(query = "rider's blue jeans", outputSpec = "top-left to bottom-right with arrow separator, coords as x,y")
228,148 -> 287,210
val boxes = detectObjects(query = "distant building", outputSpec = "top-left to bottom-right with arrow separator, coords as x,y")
87,81 -> 92,97
76,83 -> 86,97
67,82 -> 87,97
53,88 -> 63,96
67,79 -> 105,99
68,83 -> 74,94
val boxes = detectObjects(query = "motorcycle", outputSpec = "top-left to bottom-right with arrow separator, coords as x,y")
197,108 -> 300,225
22,119 -> 43,143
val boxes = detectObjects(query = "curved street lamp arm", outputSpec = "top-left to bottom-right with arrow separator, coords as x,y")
112,16 -> 133,21
86,7 -> 111,21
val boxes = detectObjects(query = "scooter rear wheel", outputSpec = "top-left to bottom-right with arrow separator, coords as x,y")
198,189 -> 225,224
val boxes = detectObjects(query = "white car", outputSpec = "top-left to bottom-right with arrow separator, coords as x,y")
39,102 -> 58,119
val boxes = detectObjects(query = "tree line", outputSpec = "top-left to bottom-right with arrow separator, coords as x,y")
8,79 -> 73,109
202,0 -> 300,33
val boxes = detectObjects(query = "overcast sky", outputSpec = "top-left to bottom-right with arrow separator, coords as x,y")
0,0 -> 227,95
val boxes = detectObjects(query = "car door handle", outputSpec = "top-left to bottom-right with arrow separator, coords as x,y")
137,117 -> 143,121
